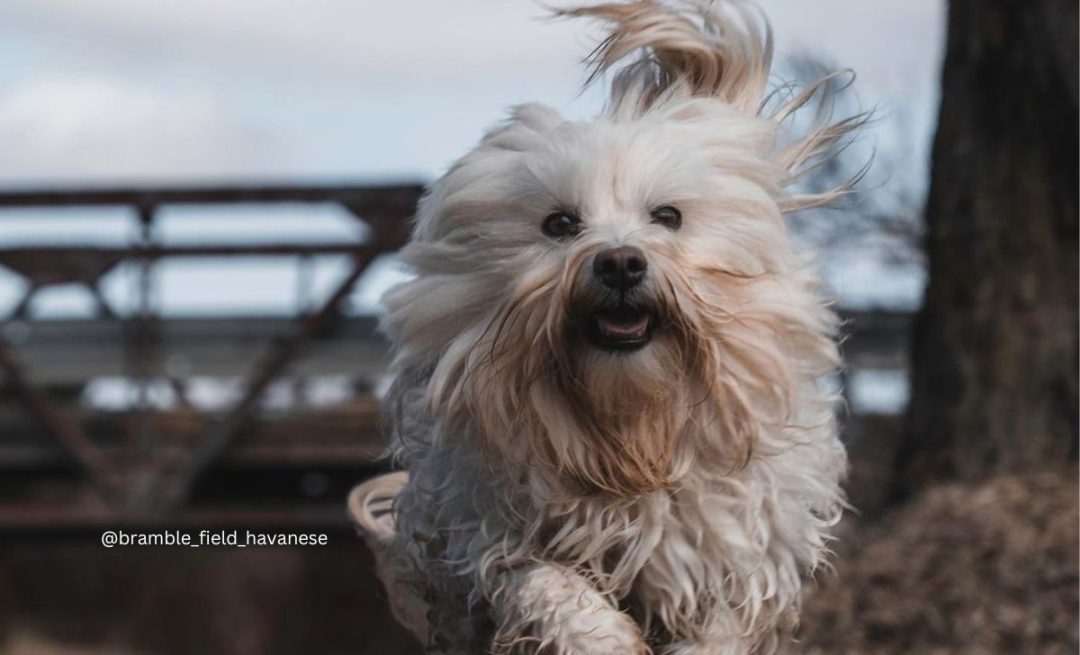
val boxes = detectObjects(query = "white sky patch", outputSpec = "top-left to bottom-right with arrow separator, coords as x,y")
0,206 -> 136,244
848,369 -> 910,415
81,374 -> 357,411
823,249 -> 927,311
153,204 -> 369,244
0,77 -> 286,183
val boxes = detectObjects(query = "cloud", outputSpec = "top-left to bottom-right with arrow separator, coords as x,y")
0,0 -> 586,84
0,77 -> 287,182
0,1 -> 943,182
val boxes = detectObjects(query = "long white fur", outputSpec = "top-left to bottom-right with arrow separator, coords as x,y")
353,1 -> 858,653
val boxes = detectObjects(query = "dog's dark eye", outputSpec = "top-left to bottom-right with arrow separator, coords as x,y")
542,211 -> 582,239
650,205 -> 682,230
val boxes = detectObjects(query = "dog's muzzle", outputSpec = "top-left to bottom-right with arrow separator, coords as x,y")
583,246 -> 656,353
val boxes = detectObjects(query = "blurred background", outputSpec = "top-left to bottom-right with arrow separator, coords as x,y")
0,1 -> 1074,654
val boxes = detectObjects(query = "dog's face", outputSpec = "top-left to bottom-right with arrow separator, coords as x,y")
384,3 -> 852,498
387,103 -> 821,496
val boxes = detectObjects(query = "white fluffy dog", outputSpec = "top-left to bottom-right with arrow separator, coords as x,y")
351,1 -> 859,653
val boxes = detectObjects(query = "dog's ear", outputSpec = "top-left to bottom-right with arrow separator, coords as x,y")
555,0 -> 772,117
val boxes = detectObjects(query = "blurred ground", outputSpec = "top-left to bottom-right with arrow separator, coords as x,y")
0,470 -> 1075,655
0,531 -> 420,655
800,469 -> 1079,655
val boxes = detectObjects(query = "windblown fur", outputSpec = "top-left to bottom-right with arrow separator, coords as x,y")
352,2 -> 860,653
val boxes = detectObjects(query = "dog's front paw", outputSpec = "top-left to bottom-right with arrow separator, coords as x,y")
492,565 -> 649,655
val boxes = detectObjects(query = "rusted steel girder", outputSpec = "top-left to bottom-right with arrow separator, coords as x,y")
157,242 -> 398,508
0,243 -> 387,263
0,182 -> 421,513
0,338 -> 124,500
0,183 -> 424,210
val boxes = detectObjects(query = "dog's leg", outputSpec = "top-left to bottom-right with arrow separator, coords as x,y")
489,563 -> 648,655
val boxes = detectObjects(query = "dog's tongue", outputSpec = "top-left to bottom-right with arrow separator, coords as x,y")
597,313 -> 649,339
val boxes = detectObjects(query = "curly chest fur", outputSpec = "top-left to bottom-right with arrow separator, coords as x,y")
521,471 -> 820,641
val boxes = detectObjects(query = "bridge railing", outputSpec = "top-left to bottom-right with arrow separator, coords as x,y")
0,184 -> 419,526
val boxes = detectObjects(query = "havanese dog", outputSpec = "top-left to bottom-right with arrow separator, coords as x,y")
350,1 -> 861,653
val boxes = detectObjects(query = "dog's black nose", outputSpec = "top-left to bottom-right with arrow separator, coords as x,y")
593,246 -> 648,290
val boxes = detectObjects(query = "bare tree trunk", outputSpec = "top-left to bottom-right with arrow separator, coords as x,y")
896,0 -> 1078,497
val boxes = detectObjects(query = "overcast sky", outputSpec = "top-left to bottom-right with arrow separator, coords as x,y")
0,0 -> 944,316
0,0 -> 943,183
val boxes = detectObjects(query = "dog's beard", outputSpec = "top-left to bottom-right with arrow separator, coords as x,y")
429,247 -> 757,498
535,330 -> 679,495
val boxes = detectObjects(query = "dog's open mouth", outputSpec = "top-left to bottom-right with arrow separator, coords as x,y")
586,304 -> 654,352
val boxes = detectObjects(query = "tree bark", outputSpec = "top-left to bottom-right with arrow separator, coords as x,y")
896,0 -> 1079,497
